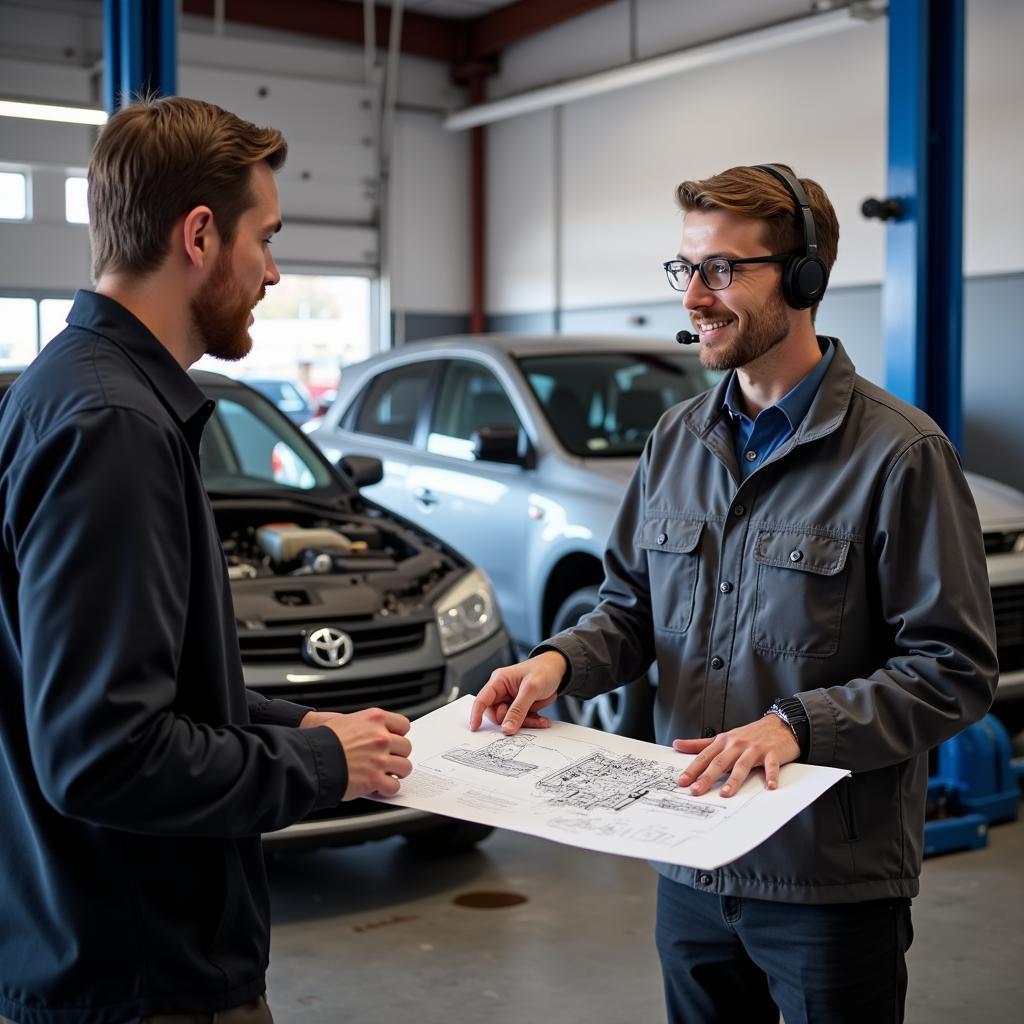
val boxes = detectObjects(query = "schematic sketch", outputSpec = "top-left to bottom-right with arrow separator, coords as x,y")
534,751 -> 724,820
373,695 -> 850,870
442,733 -> 541,778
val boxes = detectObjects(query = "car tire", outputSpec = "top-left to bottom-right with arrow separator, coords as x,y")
549,586 -> 655,740
403,818 -> 495,856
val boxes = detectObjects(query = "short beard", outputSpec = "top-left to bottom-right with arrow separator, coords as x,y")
190,245 -> 263,362
699,289 -> 790,372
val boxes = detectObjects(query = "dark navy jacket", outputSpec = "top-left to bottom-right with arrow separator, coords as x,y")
0,291 -> 347,1023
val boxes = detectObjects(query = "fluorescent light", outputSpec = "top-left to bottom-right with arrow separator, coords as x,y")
0,99 -> 107,126
445,6 -> 876,131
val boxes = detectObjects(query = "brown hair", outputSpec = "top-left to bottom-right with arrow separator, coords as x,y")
675,164 -> 839,316
88,95 -> 287,280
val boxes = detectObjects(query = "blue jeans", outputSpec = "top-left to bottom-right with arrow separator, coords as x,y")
655,875 -> 913,1024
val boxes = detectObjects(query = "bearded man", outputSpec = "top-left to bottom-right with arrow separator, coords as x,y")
0,97 -> 413,1023
470,163 -> 998,1024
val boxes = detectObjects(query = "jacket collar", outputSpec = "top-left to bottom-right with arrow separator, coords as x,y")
683,336 -> 856,446
66,289 -> 213,430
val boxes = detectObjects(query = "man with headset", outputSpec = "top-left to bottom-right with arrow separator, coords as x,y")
470,163 -> 997,1022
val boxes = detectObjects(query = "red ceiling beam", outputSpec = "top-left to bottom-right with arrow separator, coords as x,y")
181,0 -> 459,63
181,1 -> 622,67
469,0 -> 621,59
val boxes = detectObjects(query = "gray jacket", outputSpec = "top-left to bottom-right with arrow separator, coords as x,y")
543,340 -> 998,903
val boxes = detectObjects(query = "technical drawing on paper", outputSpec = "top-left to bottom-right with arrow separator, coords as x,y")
442,733 -> 541,778
373,695 -> 851,870
535,751 -> 723,821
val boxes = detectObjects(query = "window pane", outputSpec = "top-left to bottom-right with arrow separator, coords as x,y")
518,352 -> 721,457
202,397 -> 330,492
428,361 -> 518,460
194,274 -> 372,410
0,172 -> 27,220
40,298 -> 74,346
354,364 -> 433,443
65,176 -> 89,224
0,298 -> 38,366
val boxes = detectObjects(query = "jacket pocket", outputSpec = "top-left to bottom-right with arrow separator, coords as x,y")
751,528 -> 850,657
636,516 -> 703,633
833,777 -> 859,841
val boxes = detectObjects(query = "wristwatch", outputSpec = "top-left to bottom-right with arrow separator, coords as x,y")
764,696 -> 810,761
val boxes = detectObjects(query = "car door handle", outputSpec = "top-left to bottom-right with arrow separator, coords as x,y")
413,486 -> 440,507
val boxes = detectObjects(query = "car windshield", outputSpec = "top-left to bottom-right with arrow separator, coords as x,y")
516,351 -> 720,457
200,384 -> 347,496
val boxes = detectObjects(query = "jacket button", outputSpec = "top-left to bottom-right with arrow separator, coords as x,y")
710,657 -> 724,670
733,504 -> 745,517
719,581 -> 732,594
789,549 -> 803,562
698,873 -> 713,887
703,727 -> 716,738
656,533 -> 668,545
744,450 -> 758,462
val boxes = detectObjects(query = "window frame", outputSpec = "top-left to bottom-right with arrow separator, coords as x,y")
0,169 -> 30,222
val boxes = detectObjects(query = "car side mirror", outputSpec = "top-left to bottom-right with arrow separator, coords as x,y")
338,454 -> 384,488
471,425 -> 532,467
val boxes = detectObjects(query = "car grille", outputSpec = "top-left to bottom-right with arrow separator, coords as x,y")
992,584 -> 1024,673
256,667 -> 445,714
984,530 -> 1023,555
238,619 -> 427,664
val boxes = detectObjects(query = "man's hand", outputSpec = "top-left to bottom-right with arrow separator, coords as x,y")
469,651 -> 568,734
673,715 -> 800,797
301,708 -> 412,800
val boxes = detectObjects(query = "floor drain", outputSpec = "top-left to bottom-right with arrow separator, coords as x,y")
453,891 -> 528,909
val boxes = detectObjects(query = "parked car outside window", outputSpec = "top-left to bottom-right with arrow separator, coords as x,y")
306,335 -> 1024,743
242,376 -> 317,426
0,368 -> 508,853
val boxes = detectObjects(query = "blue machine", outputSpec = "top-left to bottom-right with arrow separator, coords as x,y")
924,714 -> 1024,857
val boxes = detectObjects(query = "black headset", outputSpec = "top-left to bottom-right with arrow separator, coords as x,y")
755,163 -> 829,310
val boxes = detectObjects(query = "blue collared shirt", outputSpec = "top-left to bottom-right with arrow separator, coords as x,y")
724,338 -> 836,481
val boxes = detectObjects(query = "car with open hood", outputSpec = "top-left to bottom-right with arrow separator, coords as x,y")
0,367 -> 510,852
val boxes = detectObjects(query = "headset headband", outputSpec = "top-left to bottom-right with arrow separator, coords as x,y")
755,163 -> 818,257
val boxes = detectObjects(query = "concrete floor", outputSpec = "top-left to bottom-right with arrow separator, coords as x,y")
264,814 -> 1024,1023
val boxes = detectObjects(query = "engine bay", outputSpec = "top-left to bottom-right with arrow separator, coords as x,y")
213,501 -> 462,625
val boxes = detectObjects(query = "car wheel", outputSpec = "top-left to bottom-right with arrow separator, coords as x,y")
550,586 -> 655,740
403,818 -> 495,856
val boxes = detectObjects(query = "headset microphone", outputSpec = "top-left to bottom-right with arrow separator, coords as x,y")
675,329 -> 699,345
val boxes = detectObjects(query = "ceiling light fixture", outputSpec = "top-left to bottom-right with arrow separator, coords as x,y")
444,5 -> 879,131
0,99 -> 108,126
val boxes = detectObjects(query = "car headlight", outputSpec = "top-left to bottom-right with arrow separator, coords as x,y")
435,568 -> 501,656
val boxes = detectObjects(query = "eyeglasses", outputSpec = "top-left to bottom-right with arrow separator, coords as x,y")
662,254 -> 791,293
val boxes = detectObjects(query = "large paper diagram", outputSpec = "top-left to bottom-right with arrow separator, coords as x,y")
372,695 -> 849,869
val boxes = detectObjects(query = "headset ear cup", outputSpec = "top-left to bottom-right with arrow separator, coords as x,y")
783,255 -> 828,309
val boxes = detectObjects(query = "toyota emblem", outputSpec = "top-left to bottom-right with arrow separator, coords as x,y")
303,627 -> 354,669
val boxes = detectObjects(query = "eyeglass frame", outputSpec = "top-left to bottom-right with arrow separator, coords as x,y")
662,253 -> 793,293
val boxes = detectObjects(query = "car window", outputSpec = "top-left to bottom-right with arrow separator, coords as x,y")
517,352 -> 720,457
352,363 -> 433,443
427,361 -> 520,460
202,396 -> 334,492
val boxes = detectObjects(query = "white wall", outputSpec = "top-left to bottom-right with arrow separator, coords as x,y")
0,1 -> 470,316
483,0 -> 1024,316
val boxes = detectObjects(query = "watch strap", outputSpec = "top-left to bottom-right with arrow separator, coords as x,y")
764,696 -> 810,761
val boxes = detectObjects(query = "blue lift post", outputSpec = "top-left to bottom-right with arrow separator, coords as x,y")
883,0 -> 964,449
103,0 -> 177,114
884,0 -> 1021,855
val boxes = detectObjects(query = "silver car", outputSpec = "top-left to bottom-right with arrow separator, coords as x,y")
307,335 -> 1024,739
